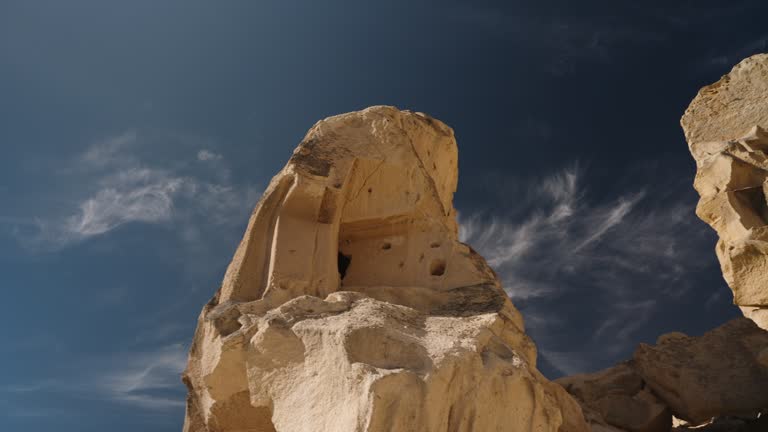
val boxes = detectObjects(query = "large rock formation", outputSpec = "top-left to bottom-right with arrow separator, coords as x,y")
557,318 -> 768,432
682,53 -> 768,330
182,106 -> 588,432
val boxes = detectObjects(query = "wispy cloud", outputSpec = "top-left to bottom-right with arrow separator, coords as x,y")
66,168 -> 185,238
197,149 -> 223,161
18,131 -> 259,251
593,299 -> 657,343
460,165 -> 655,301
459,164 -> 718,375
1,344 -> 187,411
99,344 -> 188,409
81,131 -> 138,167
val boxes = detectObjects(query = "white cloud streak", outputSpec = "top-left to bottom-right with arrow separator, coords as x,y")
459,165 -> 704,301
1,344 -> 188,411
460,165 -> 650,301
66,169 -> 184,237
98,344 -> 188,409
459,164 -> 716,375
26,131 -> 258,250
81,131 -> 137,167
197,149 -> 222,161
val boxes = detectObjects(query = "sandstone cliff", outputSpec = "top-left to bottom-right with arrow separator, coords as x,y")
682,53 -> 768,330
182,106 -> 588,432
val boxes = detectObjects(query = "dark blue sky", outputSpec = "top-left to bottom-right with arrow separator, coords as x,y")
1,1 -> 766,431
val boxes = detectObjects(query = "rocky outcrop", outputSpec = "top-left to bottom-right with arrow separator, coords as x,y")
557,318 -> 768,432
634,318 -> 768,424
182,106 -> 589,432
682,53 -> 768,330
556,363 -> 670,432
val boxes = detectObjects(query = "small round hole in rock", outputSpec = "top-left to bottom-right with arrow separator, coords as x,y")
430,259 -> 446,276
381,242 -> 392,250
430,242 -> 440,248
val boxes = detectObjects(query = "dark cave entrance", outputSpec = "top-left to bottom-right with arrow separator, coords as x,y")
337,252 -> 351,281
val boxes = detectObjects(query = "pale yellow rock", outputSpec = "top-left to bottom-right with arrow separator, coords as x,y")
740,305 -> 768,330
682,54 -> 768,329
182,106 -> 589,432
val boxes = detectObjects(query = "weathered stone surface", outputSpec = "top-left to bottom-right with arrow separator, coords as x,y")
741,306 -> 768,330
558,317 -> 768,432
655,332 -> 687,345
632,318 -> 768,425
682,54 -> 768,329
182,106 -> 588,432
556,363 -> 671,432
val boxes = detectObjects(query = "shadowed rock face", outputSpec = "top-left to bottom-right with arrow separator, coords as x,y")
557,318 -> 768,432
557,362 -> 671,432
182,106 -> 588,432
682,54 -> 768,330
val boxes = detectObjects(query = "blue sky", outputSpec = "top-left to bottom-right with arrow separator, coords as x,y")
2,1 -> 767,431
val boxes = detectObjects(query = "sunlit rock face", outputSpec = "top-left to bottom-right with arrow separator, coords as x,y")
682,53 -> 768,330
181,106 -> 589,432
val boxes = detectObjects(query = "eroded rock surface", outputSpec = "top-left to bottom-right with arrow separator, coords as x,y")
682,53 -> 768,329
557,318 -> 768,432
182,106 -> 588,432
556,363 -> 671,432
633,318 -> 768,425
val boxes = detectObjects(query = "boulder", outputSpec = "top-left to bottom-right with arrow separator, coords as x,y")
558,317 -> 768,431
182,106 -> 589,432
556,363 -> 671,432
632,318 -> 768,424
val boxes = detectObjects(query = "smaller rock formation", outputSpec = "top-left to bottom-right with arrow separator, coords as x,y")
634,319 -> 768,424
682,53 -> 768,330
557,318 -> 768,432
556,363 -> 670,432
